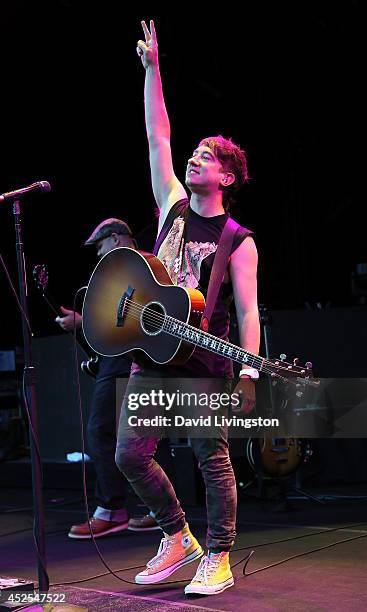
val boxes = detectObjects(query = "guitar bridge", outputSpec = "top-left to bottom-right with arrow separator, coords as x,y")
116,285 -> 134,328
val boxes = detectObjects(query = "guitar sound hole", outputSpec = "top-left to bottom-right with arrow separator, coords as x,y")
140,301 -> 166,336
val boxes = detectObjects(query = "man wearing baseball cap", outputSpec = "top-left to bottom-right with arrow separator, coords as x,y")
83,217 -> 138,251
56,218 -> 159,538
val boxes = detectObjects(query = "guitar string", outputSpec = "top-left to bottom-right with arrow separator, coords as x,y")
121,299 -> 304,380
111,298 -> 305,383
118,311 -> 297,384
122,299 -> 265,367
121,297 -> 298,375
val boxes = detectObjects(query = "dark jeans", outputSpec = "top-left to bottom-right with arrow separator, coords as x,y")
115,371 -> 237,552
87,377 -> 128,511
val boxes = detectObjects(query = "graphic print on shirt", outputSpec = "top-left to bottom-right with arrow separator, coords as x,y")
157,215 -> 217,288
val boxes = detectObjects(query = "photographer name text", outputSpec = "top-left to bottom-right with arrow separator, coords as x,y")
127,415 -> 279,429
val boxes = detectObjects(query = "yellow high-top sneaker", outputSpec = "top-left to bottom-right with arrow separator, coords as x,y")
184,551 -> 234,595
135,523 -> 203,584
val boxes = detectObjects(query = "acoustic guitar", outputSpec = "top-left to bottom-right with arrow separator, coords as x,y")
81,248 -> 316,392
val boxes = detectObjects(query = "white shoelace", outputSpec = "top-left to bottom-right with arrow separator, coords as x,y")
193,555 -> 221,584
147,537 -> 173,568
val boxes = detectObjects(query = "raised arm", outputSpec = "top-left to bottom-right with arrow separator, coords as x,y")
137,20 -> 187,230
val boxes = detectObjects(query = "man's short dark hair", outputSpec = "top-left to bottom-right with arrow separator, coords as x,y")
199,135 -> 249,210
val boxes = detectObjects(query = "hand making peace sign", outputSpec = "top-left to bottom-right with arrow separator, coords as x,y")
136,20 -> 158,69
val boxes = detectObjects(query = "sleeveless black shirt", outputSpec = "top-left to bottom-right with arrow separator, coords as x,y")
152,199 -> 253,377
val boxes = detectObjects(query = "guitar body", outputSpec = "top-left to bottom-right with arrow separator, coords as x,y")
262,437 -> 305,477
82,248 -> 205,364
247,437 -> 305,478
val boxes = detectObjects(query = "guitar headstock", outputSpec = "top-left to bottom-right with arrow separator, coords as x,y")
32,264 -> 60,317
33,264 -> 49,293
266,354 -> 320,396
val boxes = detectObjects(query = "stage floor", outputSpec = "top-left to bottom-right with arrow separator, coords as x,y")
1,483 -> 367,611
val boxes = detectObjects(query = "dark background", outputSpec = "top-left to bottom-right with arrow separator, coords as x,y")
0,2 -> 365,349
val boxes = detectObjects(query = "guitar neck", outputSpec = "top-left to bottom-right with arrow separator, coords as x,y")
163,316 -> 265,371
40,291 -> 60,317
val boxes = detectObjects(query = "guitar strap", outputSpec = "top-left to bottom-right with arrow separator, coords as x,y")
200,216 -> 240,332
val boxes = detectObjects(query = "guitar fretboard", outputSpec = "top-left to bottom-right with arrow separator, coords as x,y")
163,316 -> 265,371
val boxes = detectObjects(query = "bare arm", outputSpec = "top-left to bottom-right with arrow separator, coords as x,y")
229,236 -> 260,413
137,20 -> 187,231
229,236 -> 260,355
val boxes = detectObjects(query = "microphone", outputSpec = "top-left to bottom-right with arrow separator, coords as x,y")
0,181 -> 51,203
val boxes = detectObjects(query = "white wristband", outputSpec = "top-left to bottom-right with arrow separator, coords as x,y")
239,367 -> 259,380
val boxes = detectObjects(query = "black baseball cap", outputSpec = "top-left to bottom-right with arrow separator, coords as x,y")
84,218 -> 134,246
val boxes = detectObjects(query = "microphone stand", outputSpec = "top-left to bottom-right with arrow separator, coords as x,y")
12,199 -> 48,592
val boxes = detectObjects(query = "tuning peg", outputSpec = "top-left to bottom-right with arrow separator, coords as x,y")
293,357 -> 300,366
305,361 -> 313,370
280,353 -> 287,361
